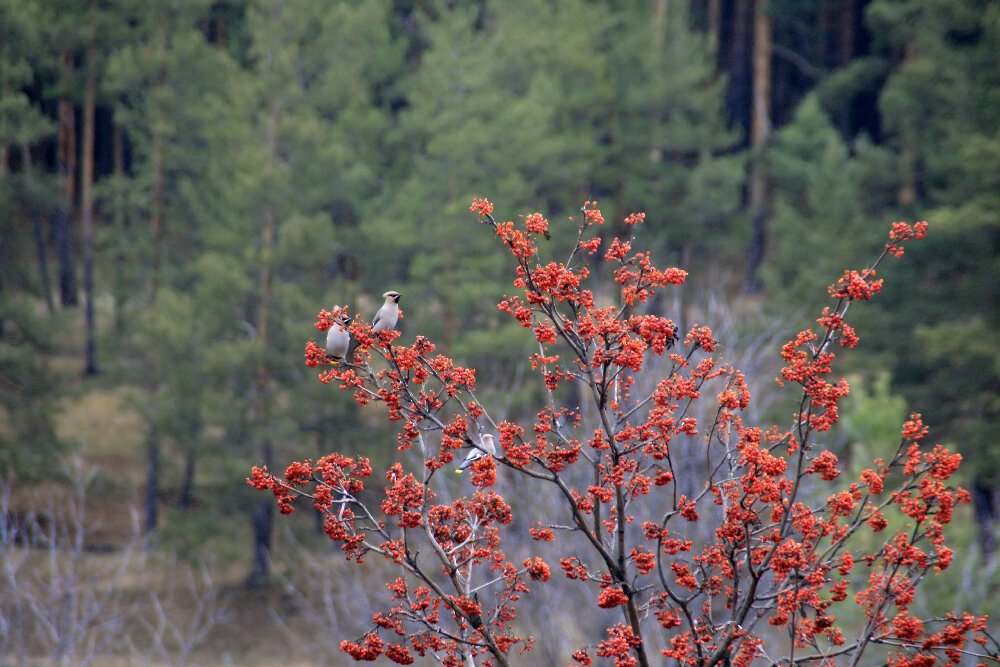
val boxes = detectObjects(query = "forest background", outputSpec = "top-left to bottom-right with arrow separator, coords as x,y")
0,0 -> 997,664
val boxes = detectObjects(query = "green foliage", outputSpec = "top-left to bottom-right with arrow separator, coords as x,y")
0,298 -> 66,480
368,0 -> 613,360
606,0 -> 744,255
841,372 -> 908,469
862,0 -> 1000,487
764,95 -> 888,301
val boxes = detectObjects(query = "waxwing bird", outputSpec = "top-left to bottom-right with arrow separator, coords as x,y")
326,310 -> 352,362
372,291 -> 401,332
456,434 -> 496,473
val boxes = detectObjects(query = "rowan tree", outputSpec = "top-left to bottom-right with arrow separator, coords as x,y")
250,199 -> 997,666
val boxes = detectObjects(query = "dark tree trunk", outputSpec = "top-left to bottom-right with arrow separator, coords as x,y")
247,103 -> 279,587
112,122 -> 128,334
724,0 -> 754,138
838,0 -> 856,67
972,478 -> 997,556
897,41 -> 918,208
144,424 -> 160,535
25,145 -> 56,314
148,135 -> 164,304
707,0 -> 722,60
178,427 -> 198,508
53,211 -> 78,307
248,455 -> 274,589
0,239 -> 5,336
147,40 -> 166,305
57,51 -> 79,307
32,208 -> 54,313
81,7 -> 99,376
743,0 -> 772,293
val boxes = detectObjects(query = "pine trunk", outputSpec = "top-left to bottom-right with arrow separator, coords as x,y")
148,135 -> 164,304
112,122 -> 128,334
144,423 -> 160,534
148,39 -> 166,306
897,41 -> 918,207
248,103 -> 279,587
178,421 -> 199,508
744,0 -> 771,293
25,145 -> 56,313
707,0 -> 721,61
56,51 -> 79,307
727,0 -> 754,134
838,0 -> 855,67
81,9 -> 99,376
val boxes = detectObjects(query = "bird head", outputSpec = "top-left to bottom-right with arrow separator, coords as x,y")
383,291 -> 401,304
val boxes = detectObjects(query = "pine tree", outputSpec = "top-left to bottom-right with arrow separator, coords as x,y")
0,0 -> 66,478
605,0 -> 744,264
862,0 -> 1000,552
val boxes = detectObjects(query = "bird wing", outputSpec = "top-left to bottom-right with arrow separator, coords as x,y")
371,305 -> 386,330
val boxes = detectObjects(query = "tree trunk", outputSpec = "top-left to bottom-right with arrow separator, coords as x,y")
0,238 -> 5,336
144,423 -> 160,535
81,6 -> 99,376
148,36 -> 166,306
248,447 -> 274,589
707,0 -> 722,61
648,0 -> 667,166
743,0 -> 771,293
178,420 -> 199,508
897,41 -> 918,208
112,121 -> 128,334
247,103 -> 279,587
725,0 -> 754,135
25,145 -> 56,314
53,210 -> 78,307
148,134 -> 164,304
972,478 -> 997,556
56,51 -> 79,307
838,0 -> 855,67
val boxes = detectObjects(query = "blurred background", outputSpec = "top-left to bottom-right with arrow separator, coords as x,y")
0,0 -> 997,664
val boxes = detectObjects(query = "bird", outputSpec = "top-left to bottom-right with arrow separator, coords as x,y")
372,291 -> 401,332
326,310 -> 352,363
456,434 -> 496,473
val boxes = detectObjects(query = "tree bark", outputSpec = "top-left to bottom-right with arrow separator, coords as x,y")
25,145 -> 56,314
178,419 -> 199,508
81,3 -> 99,376
247,103 -> 279,587
248,455 -> 274,588
144,423 -> 160,535
972,478 -> 997,556
707,0 -> 722,61
148,134 -> 164,304
112,121 -> 128,334
726,0 -> 754,136
56,51 -> 79,307
838,0 -> 856,67
744,0 -> 772,293
897,41 -> 918,208
147,29 -> 166,306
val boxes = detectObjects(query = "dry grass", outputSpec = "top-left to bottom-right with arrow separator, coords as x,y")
56,388 -> 146,460
2,370 -> 401,665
